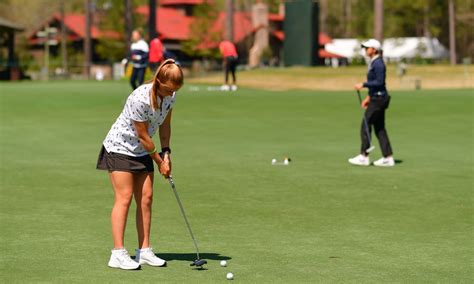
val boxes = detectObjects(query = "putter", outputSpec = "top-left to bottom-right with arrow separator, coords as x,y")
356,90 -> 375,153
167,176 -> 207,269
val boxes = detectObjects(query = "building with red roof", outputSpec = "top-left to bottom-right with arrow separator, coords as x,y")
135,6 -> 192,42
136,3 -> 343,66
0,16 -> 24,80
28,13 -> 120,45
26,1 -> 343,69
27,13 -> 120,65
160,0 -> 208,16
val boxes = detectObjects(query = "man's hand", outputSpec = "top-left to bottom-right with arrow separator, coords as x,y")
361,96 -> 370,109
354,83 -> 364,90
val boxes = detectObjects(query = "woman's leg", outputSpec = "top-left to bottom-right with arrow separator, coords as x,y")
224,60 -> 230,84
133,172 -> 154,249
133,172 -> 166,266
109,171 -> 135,249
230,58 -> 237,84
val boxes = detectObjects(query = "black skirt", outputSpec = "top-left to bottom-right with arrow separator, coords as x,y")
96,146 -> 154,173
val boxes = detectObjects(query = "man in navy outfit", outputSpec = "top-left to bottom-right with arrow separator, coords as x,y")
349,39 -> 395,167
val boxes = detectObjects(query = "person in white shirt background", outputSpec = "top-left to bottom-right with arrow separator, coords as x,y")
123,29 -> 149,90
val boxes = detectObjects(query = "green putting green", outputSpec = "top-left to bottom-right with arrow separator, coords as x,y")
0,81 -> 472,282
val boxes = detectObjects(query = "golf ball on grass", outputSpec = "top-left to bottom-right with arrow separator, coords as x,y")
220,260 -> 227,267
271,158 -> 277,164
226,272 -> 234,280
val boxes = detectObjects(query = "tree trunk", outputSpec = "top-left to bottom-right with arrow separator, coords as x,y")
320,0 -> 327,34
343,0 -> 352,37
84,0 -> 91,79
374,0 -> 383,42
125,0 -> 133,58
149,0 -> 156,40
60,0 -> 67,75
226,0 -> 234,42
423,2 -> 431,38
449,0 -> 456,64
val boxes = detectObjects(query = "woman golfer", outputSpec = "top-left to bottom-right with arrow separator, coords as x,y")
349,39 -> 395,167
97,59 -> 183,270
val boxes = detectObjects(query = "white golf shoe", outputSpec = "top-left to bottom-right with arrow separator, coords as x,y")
231,85 -> 238,91
373,156 -> 395,167
348,154 -> 370,166
135,248 -> 166,267
108,248 -> 141,270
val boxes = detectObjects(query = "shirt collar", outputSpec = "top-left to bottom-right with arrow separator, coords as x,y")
370,55 -> 380,64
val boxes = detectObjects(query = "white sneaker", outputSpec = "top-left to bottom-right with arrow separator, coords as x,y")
135,247 -> 166,267
373,157 -> 395,167
348,154 -> 370,166
231,85 -> 238,91
220,84 -> 230,91
108,248 -> 141,270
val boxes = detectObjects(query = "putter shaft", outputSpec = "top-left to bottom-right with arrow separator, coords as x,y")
356,90 -> 374,152
168,176 -> 201,260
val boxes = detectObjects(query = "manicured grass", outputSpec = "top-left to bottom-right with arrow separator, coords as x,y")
0,81 -> 472,283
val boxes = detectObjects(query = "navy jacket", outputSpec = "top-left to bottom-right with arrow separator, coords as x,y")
363,56 -> 388,97
130,40 -> 149,69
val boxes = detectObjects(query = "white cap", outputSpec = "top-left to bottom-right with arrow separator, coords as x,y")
361,39 -> 382,51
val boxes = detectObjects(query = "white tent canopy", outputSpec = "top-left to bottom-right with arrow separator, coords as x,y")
382,37 -> 448,60
324,37 -> 449,61
325,39 -> 364,58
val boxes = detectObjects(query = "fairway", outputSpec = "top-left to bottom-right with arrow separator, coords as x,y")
0,81 -> 472,282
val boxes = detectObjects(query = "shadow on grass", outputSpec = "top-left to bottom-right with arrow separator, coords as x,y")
131,253 -> 231,270
395,159 -> 403,164
156,252 -> 232,262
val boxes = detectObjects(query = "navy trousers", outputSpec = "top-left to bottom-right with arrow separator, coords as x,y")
361,96 -> 393,157
130,67 -> 146,90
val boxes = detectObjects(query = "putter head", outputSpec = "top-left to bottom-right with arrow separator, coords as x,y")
190,259 -> 207,268
367,146 -> 375,153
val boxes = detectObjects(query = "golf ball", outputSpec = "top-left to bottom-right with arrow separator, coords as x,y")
220,260 -> 227,267
271,158 -> 277,164
226,272 -> 234,280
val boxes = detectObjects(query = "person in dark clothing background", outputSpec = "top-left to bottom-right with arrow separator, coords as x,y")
349,39 -> 395,167
219,40 -> 238,91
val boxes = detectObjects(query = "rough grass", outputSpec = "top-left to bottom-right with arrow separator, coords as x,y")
188,64 -> 474,91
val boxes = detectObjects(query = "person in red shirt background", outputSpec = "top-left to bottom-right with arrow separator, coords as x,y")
219,40 -> 238,91
149,37 -> 164,74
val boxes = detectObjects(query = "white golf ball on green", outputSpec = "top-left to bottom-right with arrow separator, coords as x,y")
271,158 -> 277,164
226,272 -> 234,280
220,260 -> 227,267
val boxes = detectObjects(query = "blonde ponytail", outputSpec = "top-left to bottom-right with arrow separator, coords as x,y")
150,59 -> 183,111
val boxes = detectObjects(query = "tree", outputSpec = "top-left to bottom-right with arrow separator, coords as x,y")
181,1 -> 220,58
94,0 -> 147,62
